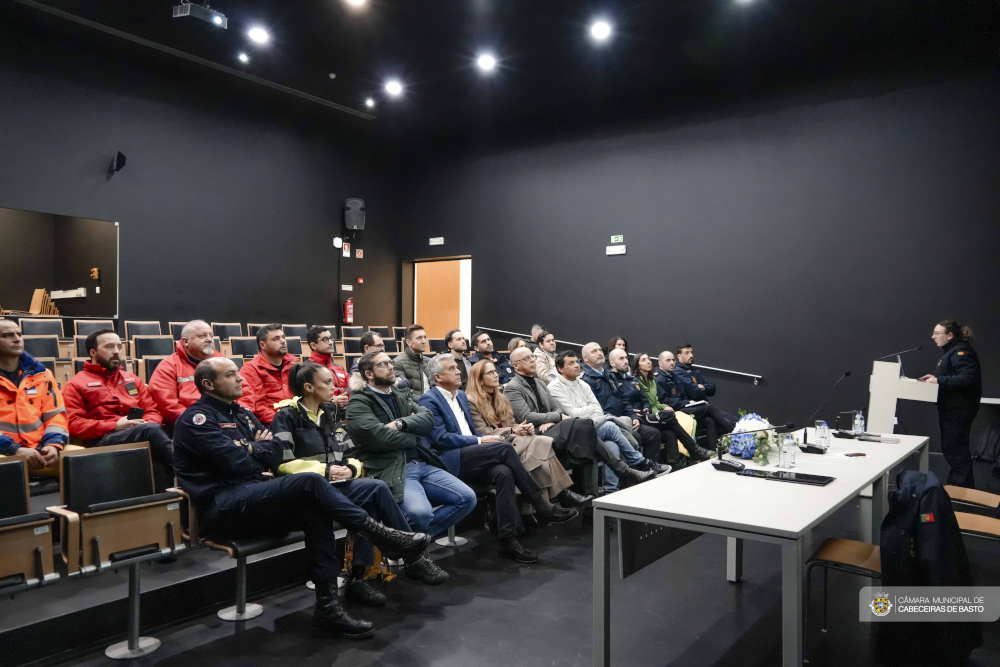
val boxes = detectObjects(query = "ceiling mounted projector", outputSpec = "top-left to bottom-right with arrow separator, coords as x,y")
172,2 -> 228,28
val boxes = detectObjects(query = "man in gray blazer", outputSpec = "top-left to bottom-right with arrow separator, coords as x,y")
504,347 -> 655,496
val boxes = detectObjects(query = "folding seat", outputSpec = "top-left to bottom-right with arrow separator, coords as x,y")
246,323 -> 268,337
74,320 -> 116,337
20,318 -> 64,338
0,458 -> 59,595
285,336 -> 303,356
341,326 -> 363,338
140,356 -> 170,383
132,336 -> 175,359
283,324 -> 308,339
22,335 -> 60,360
168,322 -> 186,341
229,337 -> 259,358
428,338 -> 448,354
392,327 -> 407,342
368,326 -> 390,338
211,323 -> 243,357
227,356 -> 245,370
383,338 -> 399,354
343,337 -> 363,354
345,354 -> 361,373
124,321 -> 161,340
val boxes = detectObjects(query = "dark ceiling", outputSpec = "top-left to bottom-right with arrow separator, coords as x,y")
8,0 -> 999,145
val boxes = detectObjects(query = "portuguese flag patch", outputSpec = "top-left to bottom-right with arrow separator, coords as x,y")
957,351 -> 966,355
920,513 -> 935,523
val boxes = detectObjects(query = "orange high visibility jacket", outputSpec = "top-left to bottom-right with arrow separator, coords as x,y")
0,352 -> 69,454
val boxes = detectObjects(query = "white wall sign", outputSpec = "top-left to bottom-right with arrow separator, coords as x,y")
429,237 -> 444,246
606,245 -> 627,256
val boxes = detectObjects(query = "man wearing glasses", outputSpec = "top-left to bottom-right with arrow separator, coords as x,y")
306,325 -> 350,406
348,331 -> 410,390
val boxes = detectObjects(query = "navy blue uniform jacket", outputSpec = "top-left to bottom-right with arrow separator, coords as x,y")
173,394 -> 285,506
609,370 -> 651,417
417,388 -> 480,477
652,369 -> 689,410
673,362 -> 715,400
933,339 -> 982,410
468,352 -> 516,385
581,365 -> 630,418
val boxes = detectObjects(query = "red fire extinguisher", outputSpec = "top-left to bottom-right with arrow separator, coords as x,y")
344,297 -> 354,324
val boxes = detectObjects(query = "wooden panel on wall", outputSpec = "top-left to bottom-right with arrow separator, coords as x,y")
415,260 -> 460,338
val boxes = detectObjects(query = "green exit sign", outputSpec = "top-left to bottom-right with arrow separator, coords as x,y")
611,235 -> 624,243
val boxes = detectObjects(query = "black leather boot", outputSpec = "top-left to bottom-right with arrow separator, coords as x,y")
619,467 -> 657,488
404,554 -> 450,586
345,565 -> 386,607
554,488 -> 594,508
312,580 -> 375,639
360,517 -> 431,560
531,491 -> 579,524
686,444 -> 714,462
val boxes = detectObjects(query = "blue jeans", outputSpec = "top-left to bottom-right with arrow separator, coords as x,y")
400,461 -> 477,538
597,421 -> 644,491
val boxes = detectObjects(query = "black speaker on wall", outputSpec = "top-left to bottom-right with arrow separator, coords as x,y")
345,198 -> 365,230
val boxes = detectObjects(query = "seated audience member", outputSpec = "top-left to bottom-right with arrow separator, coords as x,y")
548,351 -> 669,490
347,350 -> 471,582
149,319 -> 228,427
526,324 -> 545,352
0,320 -> 67,470
632,352 -> 704,467
468,332 -> 515,384
608,348 -> 713,463
604,336 -> 629,371
419,355 -> 577,562
271,361 -> 441,606
392,324 -> 431,396
504,346 -> 655,498
348,331 -> 410,389
240,323 -> 298,425
306,325 -> 350,406
173,357 -> 431,639
532,330 -> 558,385
63,329 -> 174,491
466,360 -> 591,509
437,328 -> 471,391
655,350 -> 735,451
508,337 -> 528,353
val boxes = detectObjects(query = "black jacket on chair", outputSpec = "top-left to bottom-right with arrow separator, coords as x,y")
876,470 -> 981,666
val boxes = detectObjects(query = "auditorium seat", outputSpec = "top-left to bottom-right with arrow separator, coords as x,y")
22,335 -> 61,360
428,338 -> 448,354
368,326 -> 390,338
34,357 -> 56,375
132,335 -> 175,359
229,337 -> 258,358
20,318 -> 65,338
137,355 -> 170,383
383,338 -> 399,353
226,356 -> 245,370
74,320 -> 115,336
246,323 -> 267,337
48,442 -> 184,658
285,336 -> 303,356
343,337 -> 363,354
945,485 -> 1000,510
73,335 -> 88,358
212,323 -> 242,356
955,512 -> 1000,542
0,458 -> 59,595
283,324 -> 308,339
345,354 -> 361,372
392,326 -> 407,343
168,322 -> 186,341
342,326 -> 363,338
124,321 -> 161,340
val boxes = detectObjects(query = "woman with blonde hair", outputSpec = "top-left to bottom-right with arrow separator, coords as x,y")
466,360 -> 592,508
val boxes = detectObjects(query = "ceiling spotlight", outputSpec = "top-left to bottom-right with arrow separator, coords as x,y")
476,53 -> 497,72
384,79 -> 403,97
248,27 -> 269,44
172,3 -> 227,28
238,53 -> 249,63
346,0 -> 367,6
590,20 -> 612,42
365,98 -> 375,108
212,15 -> 223,25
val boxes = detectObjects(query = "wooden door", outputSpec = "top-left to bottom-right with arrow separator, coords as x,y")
414,260 -> 461,338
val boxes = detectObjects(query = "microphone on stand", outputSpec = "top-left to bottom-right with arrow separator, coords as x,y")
803,372 -> 852,440
875,347 -> 922,361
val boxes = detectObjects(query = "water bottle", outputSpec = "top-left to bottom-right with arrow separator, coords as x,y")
854,410 -> 865,435
816,420 -> 830,447
785,434 -> 796,468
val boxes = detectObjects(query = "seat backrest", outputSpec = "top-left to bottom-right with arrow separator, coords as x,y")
383,338 -> 398,353
75,320 -> 115,336
61,443 -> 153,515
247,323 -> 267,338
74,358 -> 86,374
23,335 -> 60,359
35,357 -> 56,374
169,322 -> 186,341
213,336 -> 222,352
342,326 -> 363,338
143,356 -> 169,382
283,324 -> 307,339
428,338 -> 448,353
21,318 -> 64,337
125,321 -> 161,340
0,459 -> 29,519
230,337 -> 259,358
132,335 -> 175,359
345,354 -> 361,371
392,327 -> 407,341
368,326 -> 390,337
343,337 -> 363,354
212,323 -> 243,341
73,335 -> 88,357
285,336 -> 303,355
227,356 -> 245,370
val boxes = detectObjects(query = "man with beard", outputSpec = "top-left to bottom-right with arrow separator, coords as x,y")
239,323 -> 299,425
149,319 -> 230,427
468,332 -> 515,384
63,329 -> 174,490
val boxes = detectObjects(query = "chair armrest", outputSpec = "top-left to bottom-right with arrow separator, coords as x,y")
46,506 -> 80,575
167,487 -> 198,545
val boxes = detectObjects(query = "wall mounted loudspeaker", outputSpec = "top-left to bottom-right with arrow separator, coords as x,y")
108,151 -> 126,174
344,198 -> 365,230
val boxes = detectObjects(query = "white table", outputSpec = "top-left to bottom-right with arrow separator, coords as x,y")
593,430 -> 929,667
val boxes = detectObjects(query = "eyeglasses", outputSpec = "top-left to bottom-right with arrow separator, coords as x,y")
373,360 -> 392,368
484,369 -> 499,376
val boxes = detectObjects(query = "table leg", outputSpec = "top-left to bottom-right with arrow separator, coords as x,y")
918,442 -> 929,473
781,538 -> 804,667
594,510 -> 611,667
870,472 -> 888,545
727,537 -> 743,583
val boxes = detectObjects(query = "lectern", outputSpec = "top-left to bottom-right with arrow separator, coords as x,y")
867,360 -> 938,433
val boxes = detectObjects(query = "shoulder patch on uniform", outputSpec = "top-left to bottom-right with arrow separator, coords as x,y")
957,351 -> 966,355
192,413 -> 207,425
920,513 -> 934,523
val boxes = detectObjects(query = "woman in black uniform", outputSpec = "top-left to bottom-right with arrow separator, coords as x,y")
919,320 -> 982,488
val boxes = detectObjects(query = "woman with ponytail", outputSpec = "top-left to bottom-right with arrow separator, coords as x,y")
919,320 -> 982,488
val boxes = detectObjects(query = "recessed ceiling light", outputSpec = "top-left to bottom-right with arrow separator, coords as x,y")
346,0 -> 367,6
735,0 -> 755,4
328,73 -> 337,80
238,53 -> 249,63
476,53 -> 497,72
384,79 -> 403,97
247,27 -> 269,44
212,15 -> 223,25
365,98 -> 375,108
590,20 -> 612,42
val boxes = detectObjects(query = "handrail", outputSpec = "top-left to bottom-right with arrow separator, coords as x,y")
475,326 -> 763,384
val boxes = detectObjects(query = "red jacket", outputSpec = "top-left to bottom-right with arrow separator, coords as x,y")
308,351 -> 350,395
63,362 -> 162,443
239,353 -> 298,425
148,341 -> 227,425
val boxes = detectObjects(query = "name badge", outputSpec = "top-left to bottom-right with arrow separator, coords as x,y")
87,382 -> 102,387
26,387 -> 38,395
124,381 -> 139,397
178,376 -> 194,383
220,423 -> 237,428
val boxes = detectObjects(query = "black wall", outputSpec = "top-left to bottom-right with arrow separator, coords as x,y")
399,76 -> 1000,447
0,208 -> 55,312
0,12 -> 401,333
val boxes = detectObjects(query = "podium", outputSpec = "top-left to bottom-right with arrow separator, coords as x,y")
867,360 -> 938,433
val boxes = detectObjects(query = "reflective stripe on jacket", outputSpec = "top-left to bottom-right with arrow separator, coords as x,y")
148,341 -> 227,425
0,352 -> 69,454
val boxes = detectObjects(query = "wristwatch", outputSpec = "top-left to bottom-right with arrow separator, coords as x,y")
394,419 -> 407,432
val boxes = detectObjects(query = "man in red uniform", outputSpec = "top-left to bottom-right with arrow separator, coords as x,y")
240,323 -> 298,425
63,329 -> 174,490
306,325 -> 350,408
149,319 -> 229,427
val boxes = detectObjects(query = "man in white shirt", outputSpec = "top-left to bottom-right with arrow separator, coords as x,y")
417,354 -> 577,562
548,351 -> 669,491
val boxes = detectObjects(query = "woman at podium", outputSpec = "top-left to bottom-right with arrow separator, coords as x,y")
919,320 -> 982,488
